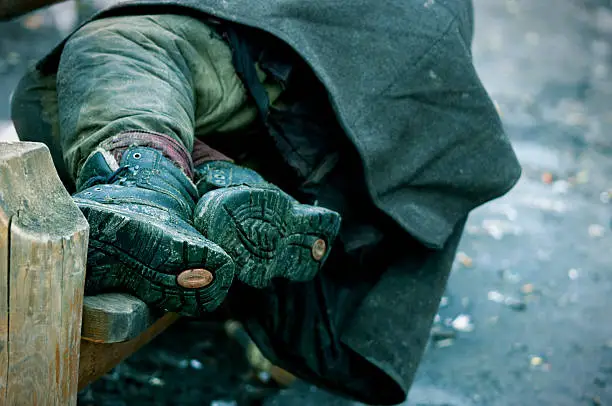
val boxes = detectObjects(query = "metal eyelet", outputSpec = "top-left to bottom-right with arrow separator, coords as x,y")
94,187 -> 102,191
85,192 -> 92,196
133,153 -> 142,159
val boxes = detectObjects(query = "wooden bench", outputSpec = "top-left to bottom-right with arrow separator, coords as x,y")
0,141 -> 180,404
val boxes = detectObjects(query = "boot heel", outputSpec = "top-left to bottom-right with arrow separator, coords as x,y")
194,186 -> 340,288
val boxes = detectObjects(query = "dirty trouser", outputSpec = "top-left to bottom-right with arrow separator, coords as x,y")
56,14 -> 282,180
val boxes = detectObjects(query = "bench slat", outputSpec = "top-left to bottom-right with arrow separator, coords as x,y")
82,293 -> 157,344
78,312 -> 179,391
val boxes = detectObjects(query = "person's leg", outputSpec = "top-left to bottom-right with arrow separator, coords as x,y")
55,13 -> 341,315
55,14 -> 250,316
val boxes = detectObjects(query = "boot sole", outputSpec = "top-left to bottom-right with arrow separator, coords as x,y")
76,199 -> 235,316
194,186 -> 341,288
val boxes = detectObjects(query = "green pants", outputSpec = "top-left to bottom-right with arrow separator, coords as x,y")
55,13 -> 281,180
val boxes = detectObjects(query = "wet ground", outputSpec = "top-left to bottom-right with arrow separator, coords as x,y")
1,0 -> 612,405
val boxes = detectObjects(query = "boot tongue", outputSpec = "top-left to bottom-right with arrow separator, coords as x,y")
75,150 -> 116,192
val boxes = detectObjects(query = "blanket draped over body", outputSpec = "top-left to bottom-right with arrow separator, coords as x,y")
11,0 -> 521,404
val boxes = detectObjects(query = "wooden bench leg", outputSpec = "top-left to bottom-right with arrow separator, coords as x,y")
0,141 -> 89,404
1,141 -> 181,401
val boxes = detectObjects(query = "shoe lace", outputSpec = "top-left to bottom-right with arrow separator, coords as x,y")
81,165 -> 132,190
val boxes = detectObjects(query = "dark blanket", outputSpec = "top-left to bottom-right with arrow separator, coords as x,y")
11,0 -> 521,403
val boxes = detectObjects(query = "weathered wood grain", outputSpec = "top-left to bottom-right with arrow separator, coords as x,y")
78,312 -> 180,390
0,141 -> 89,405
82,293 -> 157,344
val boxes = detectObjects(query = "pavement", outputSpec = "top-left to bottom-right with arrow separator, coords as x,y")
414,2 -> 612,405
1,1 -> 611,405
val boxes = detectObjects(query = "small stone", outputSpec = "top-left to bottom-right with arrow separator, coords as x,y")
483,220 -> 506,240
541,172 -> 553,184
23,14 -> 45,30
435,338 -> 455,348
568,268 -> 580,280
451,314 -> 474,332
575,170 -> 589,184
482,219 -> 523,241
488,290 -> 506,303
456,252 -> 473,267
605,339 -> 612,349
7,52 -> 20,66
466,225 -> 481,235
552,180 -> 570,195
521,283 -> 535,295
530,356 -> 543,367
565,111 -> 588,126
589,224 -> 605,238
190,359 -> 203,370
499,269 -> 521,283
257,371 -> 272,383
600,191 -> 611,204
488,204 -> 518,221
511,342 -> 528,353
430,325 -> 457,341
211,401 -> 238,406
148,377 -> 165,387
439,296 -> 449,308
523,197 -> 566,213
537,249 -> 552,261
505,297 -> 527,311
592,396 -> 602,406
594,376 -> 607,388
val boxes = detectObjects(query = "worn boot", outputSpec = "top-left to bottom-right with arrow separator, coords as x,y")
73,138 -> 235,316
193,160 -> 341,288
